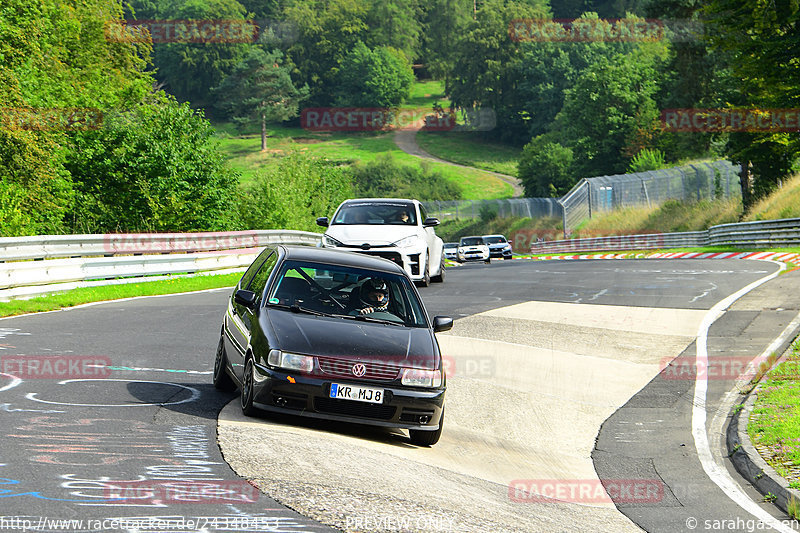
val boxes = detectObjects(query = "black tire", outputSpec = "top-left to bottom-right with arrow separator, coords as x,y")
484,258 -> 491,264
240,358 -> 258,417
213,337 -> 236,391
431,253 -> 445,283
409,408 -> 444,446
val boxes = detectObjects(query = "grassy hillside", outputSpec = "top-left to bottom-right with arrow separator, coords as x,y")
744,173 -> 800,221
416,131 -> 521,176
214,124 -> 514,200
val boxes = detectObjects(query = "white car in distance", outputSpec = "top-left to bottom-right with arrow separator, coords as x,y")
316,198 -> 445,286
457,236 -> 491,264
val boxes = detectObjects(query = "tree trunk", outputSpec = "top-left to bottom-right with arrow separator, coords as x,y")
261,113 -> 267,152
740,160 -> 752,216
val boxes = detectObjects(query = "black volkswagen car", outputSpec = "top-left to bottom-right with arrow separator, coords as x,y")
213,245 -> 452,446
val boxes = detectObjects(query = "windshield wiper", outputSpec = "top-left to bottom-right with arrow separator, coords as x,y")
269,302 -> 332,317
350,314 -> 406,326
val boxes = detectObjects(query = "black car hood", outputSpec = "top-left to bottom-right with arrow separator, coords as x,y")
265,310 -> 438,369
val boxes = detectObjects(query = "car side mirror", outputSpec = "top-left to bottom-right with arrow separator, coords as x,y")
423,217 -> 440,227
432,316 -> 453,333
316,217 -> 329,227
234,289 -> 257,309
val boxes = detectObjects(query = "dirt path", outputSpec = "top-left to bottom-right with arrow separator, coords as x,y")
393,128 -> 525,198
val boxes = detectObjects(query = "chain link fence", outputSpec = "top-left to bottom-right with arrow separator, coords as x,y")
422,198 -> 562,222
560,160 -> 741,235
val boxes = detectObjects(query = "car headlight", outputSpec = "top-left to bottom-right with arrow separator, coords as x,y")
402,368 -> 442,388
391,235 -> 418,248
322,234 -> 343,247
268,349 -> 314,372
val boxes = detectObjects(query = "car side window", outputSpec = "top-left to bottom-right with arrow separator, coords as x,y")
239,247 -> 273,290
248,251 -> 278,303
418,204 -> 428,223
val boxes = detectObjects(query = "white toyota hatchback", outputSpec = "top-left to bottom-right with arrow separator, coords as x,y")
316,199 -> 445,286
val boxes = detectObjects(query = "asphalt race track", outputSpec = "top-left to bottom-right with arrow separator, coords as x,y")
1,258 -> 798,532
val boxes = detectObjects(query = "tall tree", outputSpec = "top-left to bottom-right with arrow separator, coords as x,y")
447,0 -> 550,143
364,0 -> 422,63
213,48 -> 308,150
703,0 -> 800,208
333,42 -> 414,107
151,0 -> 252,108
552,42 -> 666,177
420,0 -> 472,83
284,0 -> 369,107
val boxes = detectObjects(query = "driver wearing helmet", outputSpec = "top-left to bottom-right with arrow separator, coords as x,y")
353,278 -> 390,315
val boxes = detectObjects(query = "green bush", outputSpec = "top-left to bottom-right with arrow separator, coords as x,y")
349,153 -> 461,201
628,148 -> 667,173
518,136 -> 575,197
64,95 -> 241,233
240,152 -> 354,231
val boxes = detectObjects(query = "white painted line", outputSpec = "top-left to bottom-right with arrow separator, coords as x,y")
692,260 -> 796,532
25,379 -> 201,407
0,285 -> 233,322
0,372 -> 22,392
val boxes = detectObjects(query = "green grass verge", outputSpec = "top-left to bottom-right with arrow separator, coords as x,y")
748,339 -> 800,483
402,79 -> 446,110
0,273 -> 241,318
415,130 -> 522,177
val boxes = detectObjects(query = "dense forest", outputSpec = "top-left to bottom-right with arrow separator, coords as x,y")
1,0 -> 797,236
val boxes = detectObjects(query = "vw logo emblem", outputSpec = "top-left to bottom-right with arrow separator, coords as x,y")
352,363 -> 366,377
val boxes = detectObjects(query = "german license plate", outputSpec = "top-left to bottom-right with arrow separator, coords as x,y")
329,383 -> 384,404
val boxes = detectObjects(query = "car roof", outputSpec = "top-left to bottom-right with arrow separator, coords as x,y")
460,235 -> 484,240
278,245 -> 407,275
340,198 -> 417,206
482,234 -> 506,238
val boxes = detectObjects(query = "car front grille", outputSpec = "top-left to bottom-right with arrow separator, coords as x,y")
361,251 -> 403,266
317,357 -> 400,381
313,397 -> 397,420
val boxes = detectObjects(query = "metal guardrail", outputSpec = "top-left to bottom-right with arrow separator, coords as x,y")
0,230 -> 321,262
529,232 -> 707,254
0,230 -> 322,301
528,218 -> 800,254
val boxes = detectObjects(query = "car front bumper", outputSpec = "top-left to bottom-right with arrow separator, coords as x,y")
489,247 -> 512,258
321,244 -> 428,281
250,363 -> 445,431
457,250 -> 490,262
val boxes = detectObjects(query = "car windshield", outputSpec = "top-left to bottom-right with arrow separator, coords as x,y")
266,260 -> 428,327
443,243 -> 457,249
460,237 -> 484,246
483,236 -> 506,244
332,202 -> 417,225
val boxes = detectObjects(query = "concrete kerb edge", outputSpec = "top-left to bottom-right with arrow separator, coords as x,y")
727,336 -> 800,515
529,251 -> 800,263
